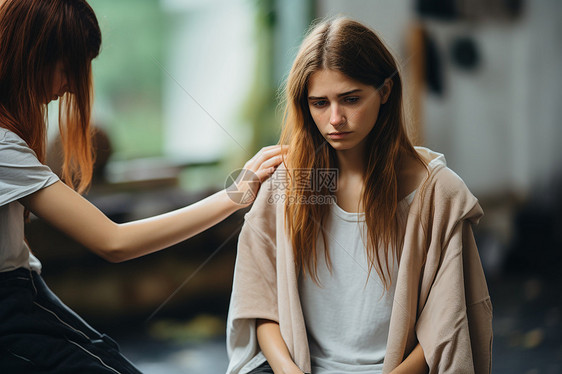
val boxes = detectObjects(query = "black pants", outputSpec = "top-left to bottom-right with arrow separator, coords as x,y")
0,268 -> 142,373
248,361 -> 274,374
248,361 -> 310,374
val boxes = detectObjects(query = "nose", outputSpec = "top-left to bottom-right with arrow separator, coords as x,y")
329,104 -> 346,127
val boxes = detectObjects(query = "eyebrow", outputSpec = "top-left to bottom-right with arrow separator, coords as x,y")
308,89 -> 363,100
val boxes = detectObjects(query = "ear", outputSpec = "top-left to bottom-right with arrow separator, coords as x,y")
380,78 -> 393,104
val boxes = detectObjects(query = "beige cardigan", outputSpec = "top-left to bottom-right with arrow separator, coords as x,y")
226,148 -> 492,374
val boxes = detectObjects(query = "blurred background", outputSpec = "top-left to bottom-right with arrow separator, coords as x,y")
26,0 -> 562,373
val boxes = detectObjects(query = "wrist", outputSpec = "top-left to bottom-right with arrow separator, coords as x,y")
281,362 -> 303,374
218,189 -> 245,212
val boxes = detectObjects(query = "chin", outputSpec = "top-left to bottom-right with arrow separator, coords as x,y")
326,141 -> 354,151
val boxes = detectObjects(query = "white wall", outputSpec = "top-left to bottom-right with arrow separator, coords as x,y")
316,0 -> 414,60
315,0 -> 562,197
161,0 -> 256,163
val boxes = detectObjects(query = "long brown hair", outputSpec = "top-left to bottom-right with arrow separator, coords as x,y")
280,17 -> 426,288
0,0 -> 101,193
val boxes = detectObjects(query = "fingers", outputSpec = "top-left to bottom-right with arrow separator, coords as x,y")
250,155 -> 280,184
254,166 -> 276,183
227,146 -> 287,207
249,147 -> 285,167
246,146 -> 277,163
260,154 -> 284,170
244,145 -> 287,172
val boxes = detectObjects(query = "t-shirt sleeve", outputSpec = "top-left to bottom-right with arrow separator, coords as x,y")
0,129 -> 60,206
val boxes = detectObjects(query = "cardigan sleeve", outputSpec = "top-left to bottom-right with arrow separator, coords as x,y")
415,214 -> 492,373
226,179 -> 282,373
462,220 -> 493,374
228,214 -> 279,323
412,165 -> 492,373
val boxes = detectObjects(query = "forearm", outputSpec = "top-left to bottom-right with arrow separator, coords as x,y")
256,319 -> 303,374
112,189 -> 239,260
390,343 -> 428,374
22,181 -> 240,262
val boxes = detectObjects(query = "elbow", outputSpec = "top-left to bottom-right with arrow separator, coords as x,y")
100,249 -> 128,263
94,244 -> 128,263
92,232 -> 130,263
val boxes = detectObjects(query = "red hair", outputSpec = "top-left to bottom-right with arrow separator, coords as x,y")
0,0 -> 101,193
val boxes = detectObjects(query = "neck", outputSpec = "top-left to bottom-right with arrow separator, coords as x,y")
335,143 -> 366,178
333,143 -> 367,213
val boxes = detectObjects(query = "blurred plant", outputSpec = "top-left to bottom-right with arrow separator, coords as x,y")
89,0 -> 165,159
238,0 -> 281,153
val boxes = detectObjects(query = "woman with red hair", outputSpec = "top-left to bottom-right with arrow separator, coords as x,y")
0,0 -> 284,372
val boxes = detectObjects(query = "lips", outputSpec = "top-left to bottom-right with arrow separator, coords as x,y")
328,131 -> 351,135
327,131 -> 352,139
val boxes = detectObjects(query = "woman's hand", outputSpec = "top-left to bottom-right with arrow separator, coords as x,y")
226,145 -> 286,206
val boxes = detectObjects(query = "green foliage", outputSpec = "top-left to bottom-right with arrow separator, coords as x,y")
89,0 -> 164,159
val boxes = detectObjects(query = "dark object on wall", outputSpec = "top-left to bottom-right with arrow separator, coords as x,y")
416,0 -> 459,21
450,36 -> 480,71
458,0 -> 524,21
422,30 -> 444,95
416,0 -> 525,22
504,0 -> 524,18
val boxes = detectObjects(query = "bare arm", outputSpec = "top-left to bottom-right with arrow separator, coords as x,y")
20,146 -> 286,263
256,319 -> 304,374
256,319 -> 426,374
390,343 -> 428,374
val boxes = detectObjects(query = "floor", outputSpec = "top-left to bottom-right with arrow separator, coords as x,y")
119,332 -> 229,374
490,275 -> 562,373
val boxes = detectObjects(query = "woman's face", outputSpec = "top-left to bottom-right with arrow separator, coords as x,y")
307,69 -> 390,153
46,61 -> 70,103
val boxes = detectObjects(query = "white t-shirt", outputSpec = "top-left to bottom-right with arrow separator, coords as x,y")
298,191 -> 415,374
0,127 -> 59,273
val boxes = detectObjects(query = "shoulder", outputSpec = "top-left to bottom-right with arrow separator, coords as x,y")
0,128 -> 59,206
416,146 -> 474,200
414,147 -> 483,223
430,165 -> 473,200
1,127 -> 21,143
0,127 -> 35,154
0,127 -> 45,169
245,162 -> 288,220
0,127 -> 16,143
